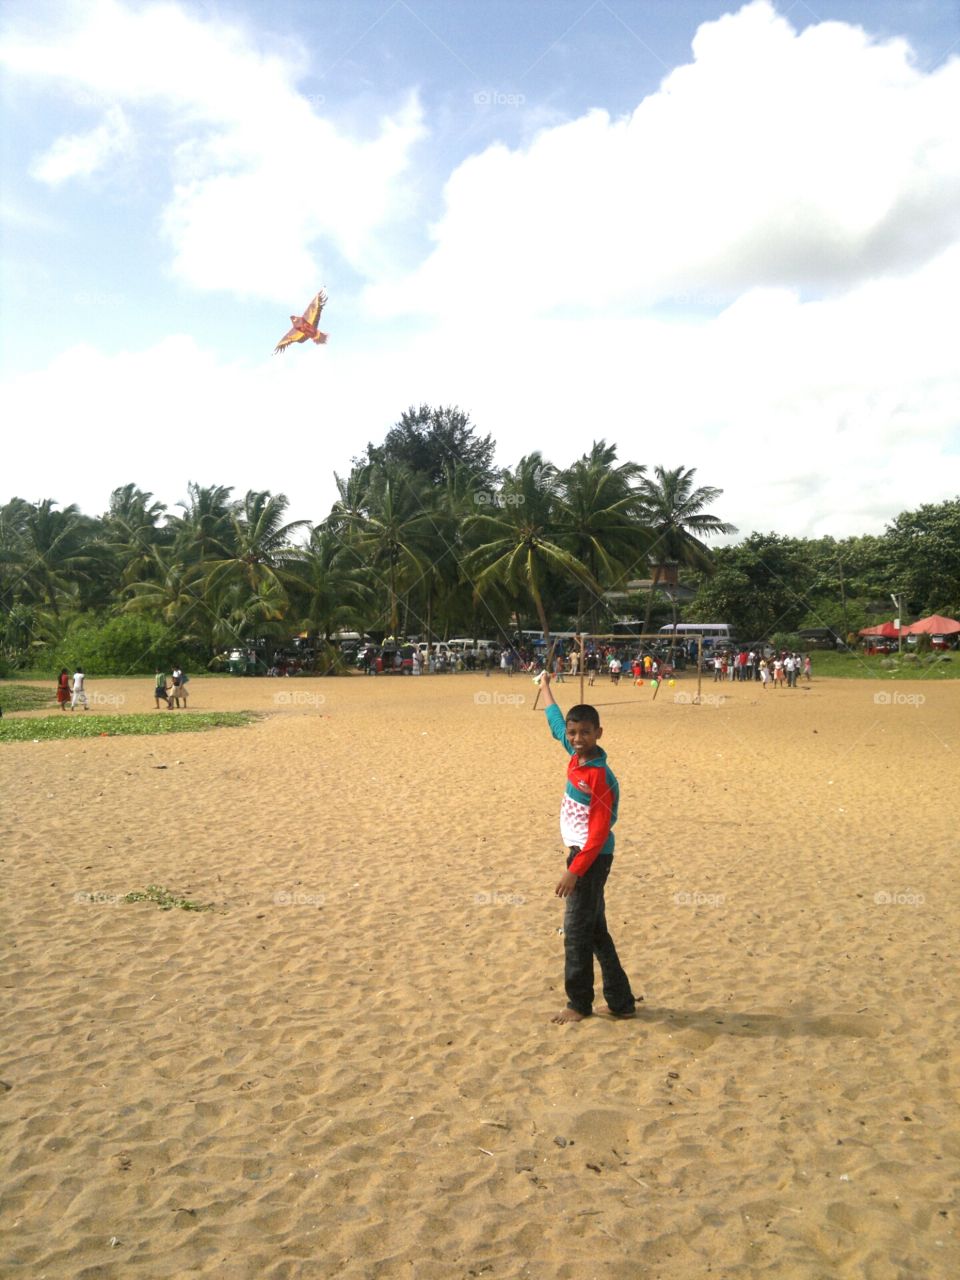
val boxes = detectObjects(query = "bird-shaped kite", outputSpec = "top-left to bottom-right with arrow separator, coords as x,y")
274,290 -> 328,354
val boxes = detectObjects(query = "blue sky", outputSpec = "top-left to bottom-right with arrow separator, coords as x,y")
2,0 -> 959,539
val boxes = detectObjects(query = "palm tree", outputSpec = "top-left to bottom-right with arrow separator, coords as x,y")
636,466 -> 737,632
97,484 -> 170,597
208,578 -> 290,653
201,490 -> 308,602
557,441 -> 652,632
464,454 -> 601,649
332,465 -> 440,636
293,527 -> 374,644
6,499 -> 95,615
124,548 -> 214,650
167,483 -> 236,566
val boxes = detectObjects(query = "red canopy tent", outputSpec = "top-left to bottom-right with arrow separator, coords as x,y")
859,621 -> 902,638
901,614 -> 960,635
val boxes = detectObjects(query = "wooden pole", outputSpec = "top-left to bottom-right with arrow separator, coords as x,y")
579,633 -> 585,704
696,635 -> 702,703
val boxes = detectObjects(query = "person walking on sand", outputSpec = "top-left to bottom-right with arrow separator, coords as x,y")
538,672 -> 637,1025
56,668 -> 71,711
171,664 -> 189,708
70,667 -> 89,710
154,668 -> 172,709
804,653 -> 812,682
759,657 -> 770,689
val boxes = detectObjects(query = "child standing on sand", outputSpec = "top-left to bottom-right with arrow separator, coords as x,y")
70,667 -> 89,710
538,672 -> 637,1025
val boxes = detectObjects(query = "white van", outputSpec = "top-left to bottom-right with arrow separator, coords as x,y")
416,641 -> 451,659
448,638 -> 499,657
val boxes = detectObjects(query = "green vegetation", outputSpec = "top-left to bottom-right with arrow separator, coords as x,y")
810,651 -> 959,680
123,885 -> 213,911
46,614 -> 172,676
1,405 -> 957,669
0,684 -> 54,712
0,711 -> 255,743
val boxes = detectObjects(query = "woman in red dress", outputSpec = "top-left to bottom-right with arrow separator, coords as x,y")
56,668 -> 71,710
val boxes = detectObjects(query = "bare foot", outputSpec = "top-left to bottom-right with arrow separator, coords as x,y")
602,1005 -> 637,1019
551,1007 -> 589,1024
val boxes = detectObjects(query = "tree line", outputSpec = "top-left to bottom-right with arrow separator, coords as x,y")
1,404 -> 957,674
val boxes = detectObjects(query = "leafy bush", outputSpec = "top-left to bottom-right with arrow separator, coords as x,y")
769,631 -> 803,653
44,614 -> 179,677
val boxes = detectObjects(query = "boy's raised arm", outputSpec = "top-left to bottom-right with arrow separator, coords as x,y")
540,672 -> 574,754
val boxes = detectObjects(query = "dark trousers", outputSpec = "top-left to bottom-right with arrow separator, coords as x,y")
563,850 -> 635,1016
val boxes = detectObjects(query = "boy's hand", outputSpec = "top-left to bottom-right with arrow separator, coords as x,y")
555,869 -> 579,898
540,671 -> 551,685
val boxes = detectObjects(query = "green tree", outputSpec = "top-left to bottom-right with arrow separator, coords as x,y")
558,441 -> 651,631
884,498 -> 960,617
637,466 -> 737,632
360,405 -> 496,486
292,527 -> 374,643
686,534 -> 812,639
332,465 -> 439,635
167,483 -> 236,565
124,549 -> 214,652
202,490 -> 307,602
464,454 -> 600,648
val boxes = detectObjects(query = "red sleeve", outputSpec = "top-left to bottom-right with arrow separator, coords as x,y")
568,770 -> 615,876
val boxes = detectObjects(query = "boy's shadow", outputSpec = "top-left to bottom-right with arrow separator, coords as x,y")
632,1005 -> 882,1039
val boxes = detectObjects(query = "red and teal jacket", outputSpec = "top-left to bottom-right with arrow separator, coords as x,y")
545,703 -> 619,875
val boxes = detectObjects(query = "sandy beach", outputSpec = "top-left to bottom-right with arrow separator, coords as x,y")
2,671 -> 958,1279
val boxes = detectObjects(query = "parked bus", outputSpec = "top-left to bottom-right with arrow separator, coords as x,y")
659,622 -> 735,652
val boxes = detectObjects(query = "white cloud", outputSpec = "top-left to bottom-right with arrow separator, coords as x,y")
1,0 -> 958,544
369,0 -> 960,318
3,240 -> 958,540
30,104 -> 133,185
1,0 -> 425,301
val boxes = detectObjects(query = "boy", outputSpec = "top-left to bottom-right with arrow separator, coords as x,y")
539,672 -> 637,1024
70,667 -> 89,711
154,669 -> 172,709
171,664 -> 188,708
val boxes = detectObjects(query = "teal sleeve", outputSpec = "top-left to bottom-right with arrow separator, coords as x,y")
545,703 -> 574,755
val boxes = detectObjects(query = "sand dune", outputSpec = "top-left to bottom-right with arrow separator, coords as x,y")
2,672 -> 958,1278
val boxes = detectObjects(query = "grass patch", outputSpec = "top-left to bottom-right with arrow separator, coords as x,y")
812,651 -> 958,681
0,684 -> 55,713
0,710 -> 256,743
124,884 -> 213,912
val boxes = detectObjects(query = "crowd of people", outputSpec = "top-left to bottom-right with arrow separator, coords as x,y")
711,649 -> 812,688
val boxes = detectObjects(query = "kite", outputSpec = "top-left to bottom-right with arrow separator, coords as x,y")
274,290 -> 328,354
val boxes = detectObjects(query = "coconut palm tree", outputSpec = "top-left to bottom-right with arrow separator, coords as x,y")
557,441 -> 652,632
464,454 -> 601,649
293,527 -> 375,643
124,548 -> 214,651
201,490 -> 308,602
167,483 -> 236,566
332,465 -> 440,636
636,466 -> 737,632
5,499 -> 95,615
